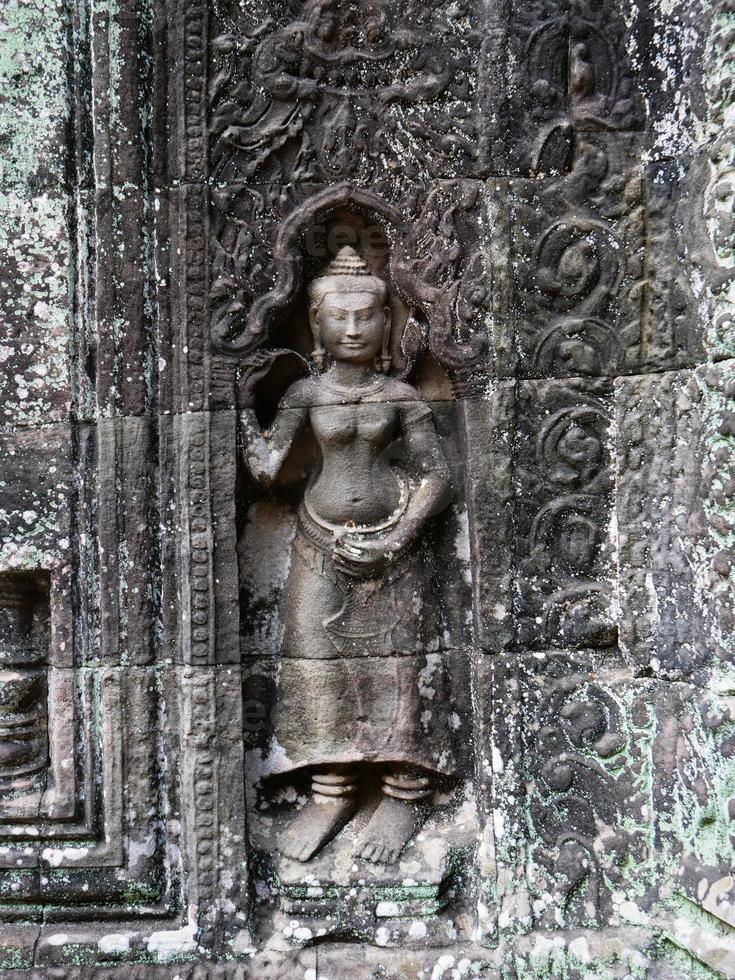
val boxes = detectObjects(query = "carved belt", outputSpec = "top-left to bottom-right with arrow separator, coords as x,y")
294,503 -> 413,588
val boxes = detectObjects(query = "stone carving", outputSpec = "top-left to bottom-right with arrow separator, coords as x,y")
512,143 -> 627,376
238,245 -> 454,864
568,20 -> 645,132
615,367 -> 735,677
0,0 -> 732,971
685,132 -> 735,360
516,380 -> 615,650
523,655 -> 649,929
505,0 -> 645,174
513,140 -> 699,378
211,182 -> 489,388
0,572 -> 49,803
209,1 -> 480,183
396,183 -> 493,388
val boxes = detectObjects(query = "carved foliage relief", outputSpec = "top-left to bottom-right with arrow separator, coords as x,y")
515,379 -> 615,652
208,0 -> 481,184
0,0 -> 732,970
522,656 -> 652,930
207,0 -> 650,184
511,140 -> 700,380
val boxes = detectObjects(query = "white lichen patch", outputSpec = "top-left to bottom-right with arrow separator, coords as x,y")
146,924 -> 197,961
97,933 -> 132,956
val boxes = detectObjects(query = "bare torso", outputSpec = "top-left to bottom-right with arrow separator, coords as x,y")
307,401 -> 402,526
239,368 -> 451,576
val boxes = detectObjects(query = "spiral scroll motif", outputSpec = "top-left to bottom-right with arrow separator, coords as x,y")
532,219 -> 622,314
526,662 -> 633,928
537,406 -> 608,491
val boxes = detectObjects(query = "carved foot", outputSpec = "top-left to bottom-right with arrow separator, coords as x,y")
352,795 -> 427,865
279,770 -> 358,862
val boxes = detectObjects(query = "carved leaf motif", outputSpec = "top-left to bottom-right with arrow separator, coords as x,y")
208,2 -> 480,183
526,668 -> 633,927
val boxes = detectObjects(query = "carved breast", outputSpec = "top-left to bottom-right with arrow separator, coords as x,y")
310,404 -> 396,451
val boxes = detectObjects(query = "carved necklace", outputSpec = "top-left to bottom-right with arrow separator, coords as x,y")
320,374 -> 387,400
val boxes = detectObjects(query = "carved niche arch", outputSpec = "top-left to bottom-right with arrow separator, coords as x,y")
211,183 -> 488,376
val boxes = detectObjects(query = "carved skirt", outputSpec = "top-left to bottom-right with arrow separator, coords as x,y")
269,506 -> 455,779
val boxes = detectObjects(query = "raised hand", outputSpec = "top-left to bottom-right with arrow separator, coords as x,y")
236,349 -> 279,407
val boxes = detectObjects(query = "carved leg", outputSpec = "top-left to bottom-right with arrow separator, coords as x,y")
278,767 -> 358,862
353,768 -> 432,865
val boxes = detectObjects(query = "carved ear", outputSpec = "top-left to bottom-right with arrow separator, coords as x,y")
379,306 -> 392,373
309,305 -> 326,369
308,305 -> 321,343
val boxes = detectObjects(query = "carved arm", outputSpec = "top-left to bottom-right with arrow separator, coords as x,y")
239,406 -> 307,488
382,411 -> 453,557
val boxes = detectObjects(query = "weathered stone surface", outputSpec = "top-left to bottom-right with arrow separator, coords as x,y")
0,0 -> 69,197
514,377 -> 616,654
207,2 -> 483,185
510,139 -> 703,380
616,363 -> 735,677
0,0 -> 733,974
0,195 -> 72,425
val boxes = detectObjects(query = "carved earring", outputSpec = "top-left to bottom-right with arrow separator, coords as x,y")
310,309 -> 326,371
377,309 -> 392,373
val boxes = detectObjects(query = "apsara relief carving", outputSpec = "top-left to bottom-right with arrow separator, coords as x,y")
238,245 -> 455,865
0,0 -> 732,974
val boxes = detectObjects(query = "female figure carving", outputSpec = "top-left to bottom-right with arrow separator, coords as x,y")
239,246 -> 454,864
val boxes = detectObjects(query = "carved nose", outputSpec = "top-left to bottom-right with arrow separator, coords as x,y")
344,316 -> 361,337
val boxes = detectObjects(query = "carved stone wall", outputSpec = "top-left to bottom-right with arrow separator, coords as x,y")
0,0 -> 732,976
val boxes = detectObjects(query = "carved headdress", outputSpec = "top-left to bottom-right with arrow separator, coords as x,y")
308,245 -> 391,372
308,245 -> 386,306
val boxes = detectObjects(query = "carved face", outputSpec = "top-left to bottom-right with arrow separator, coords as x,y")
314,290 -> 390,365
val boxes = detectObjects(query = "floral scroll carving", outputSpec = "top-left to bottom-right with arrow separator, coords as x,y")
513,140 -> 699,379
209,0 -> 480,184
524,656 -> 648,929
517,381 -> 615,651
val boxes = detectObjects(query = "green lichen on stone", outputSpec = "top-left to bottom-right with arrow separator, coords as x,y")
0,1 -> 73,426
0,425 -> 72,572
0,945 -> 35,970
660,680 -> 735,868
0,0 -> 69,194
695,364 -> 735,655
0,194 -> 72,425
655,901 -> 734,979
503,929 -> 654,979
